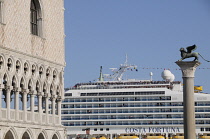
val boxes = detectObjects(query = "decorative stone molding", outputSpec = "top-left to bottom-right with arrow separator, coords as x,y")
175,61 -> 201,78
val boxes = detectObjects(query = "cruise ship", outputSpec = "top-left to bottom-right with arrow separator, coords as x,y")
62,59 -> 210,139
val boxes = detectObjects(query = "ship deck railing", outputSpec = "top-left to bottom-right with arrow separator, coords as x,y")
65,81 -> 181,90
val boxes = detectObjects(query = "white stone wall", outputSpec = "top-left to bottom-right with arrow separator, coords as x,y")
0,0 -> 65,64
0,0 -> 66,138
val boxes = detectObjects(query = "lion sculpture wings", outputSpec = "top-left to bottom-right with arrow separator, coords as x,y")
179,44 -> 199,61
178,44 -> 210,62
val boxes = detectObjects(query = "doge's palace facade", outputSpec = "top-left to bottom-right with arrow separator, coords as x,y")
0,0 -> 66,139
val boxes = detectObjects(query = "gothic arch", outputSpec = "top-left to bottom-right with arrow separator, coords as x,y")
2,72 -> 10,86
12,75 -> 18,88
28,79 -> 34,91
21,128 -> 34,139
36,80 -> 41,93
37,130 -> 48,139
3,127 -> 18,139
20,77 -> 27,90
50,83 -> 55,95
56,85 -> 61,96
51,131 -> 61,139
52,134 -> 59,139
43,82 -> 48,94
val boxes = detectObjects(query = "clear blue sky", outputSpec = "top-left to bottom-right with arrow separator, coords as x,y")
64,0 -> 210,93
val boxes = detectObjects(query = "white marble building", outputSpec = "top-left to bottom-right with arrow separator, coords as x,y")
0,0 -> 66,138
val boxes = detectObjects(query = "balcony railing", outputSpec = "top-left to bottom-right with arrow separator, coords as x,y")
0,108 -> 60,125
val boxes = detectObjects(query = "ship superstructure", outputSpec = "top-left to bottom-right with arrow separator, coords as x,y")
62,59 -> 210,139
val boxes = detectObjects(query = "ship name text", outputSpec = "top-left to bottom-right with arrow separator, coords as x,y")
125,127 -> 180,133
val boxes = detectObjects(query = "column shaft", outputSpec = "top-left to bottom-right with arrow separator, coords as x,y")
176,61 -> 200,139
23,92 -> 27,121
6,88 -> 11,120
57,100 -> 61,124
0,88 -> 2,119
38,94 -> 42,123
30,94 -> 35,122
45,97 -> 49,124
52,97 -> 56,124
183,77 -> 196,139
15,91 -> 19,120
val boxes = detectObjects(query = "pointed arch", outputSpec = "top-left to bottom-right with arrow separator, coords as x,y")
2,73 -> 9,108
56,85 -> 61,96
20,77 -> 26,90
37,130 -> 48,139
36,80 -> 41,92
52,134 -> 59,139
50,83 -> 55,95
28,79 -> 34,91
3,73 -> 9,86
21,128 -> 34,139
22,132 -> 30,139
3,128 -> 18,139
4,130 -> 14,139
38,133 -> 45,139
43,82 -> 47,94
51,131 -> 62,139
12,75 -> 18,88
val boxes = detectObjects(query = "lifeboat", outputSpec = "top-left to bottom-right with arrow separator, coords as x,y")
199,136 -> 210,139
117,136 -> 139,139
146,136 -> 165,139
172,136 -> 184,139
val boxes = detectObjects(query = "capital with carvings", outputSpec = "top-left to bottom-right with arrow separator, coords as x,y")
175,61 -> 201,78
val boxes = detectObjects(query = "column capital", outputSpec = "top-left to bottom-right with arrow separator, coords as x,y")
43,93 -> 48,98
29,90 -> 35,95
22,89 -> 29,94
51,94 -> 56,99
13,87 -> 21,92
175,61 -> 201,77
56,96 -> 62,102
37,92 -> 43,96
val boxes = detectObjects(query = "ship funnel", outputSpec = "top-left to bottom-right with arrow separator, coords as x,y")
98,66 -> 104,81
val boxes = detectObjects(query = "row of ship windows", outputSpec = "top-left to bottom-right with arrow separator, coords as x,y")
62,114 -> 210,120
63,96 -> 171,102
62,108 -> 210,114
62,120 -> 210,126
62,102 -> 210,109
80,91 -> 165,96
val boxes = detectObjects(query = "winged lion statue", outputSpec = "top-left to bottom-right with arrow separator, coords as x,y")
178,44 -> 210,62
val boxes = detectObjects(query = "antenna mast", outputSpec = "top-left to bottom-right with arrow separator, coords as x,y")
105,54 -> 137,81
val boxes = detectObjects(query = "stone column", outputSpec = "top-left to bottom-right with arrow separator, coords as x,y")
6,86 -> 11,120
0,86 -> 3,119
30,91 -> 35,122
52,95 -> 56,124
176,61 -> 201,139
45,94 -> 49,124
22,89 -> 29,121
38,92 -> 42,123
15,88 -> 20,120
57,97 -> 62,124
